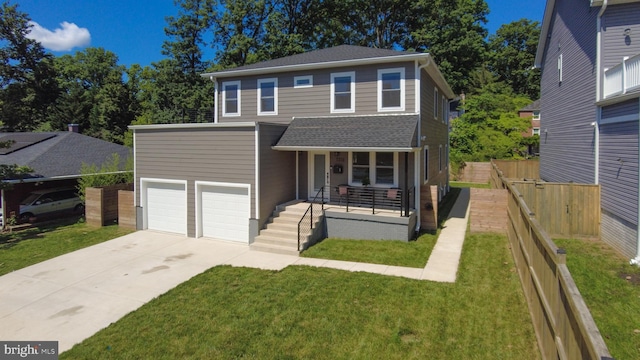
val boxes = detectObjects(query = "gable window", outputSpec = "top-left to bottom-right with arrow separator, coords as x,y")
222,81 -> 241,116
331,71 -> 355,113
378,68 -> 405,111
258,78 -> 278,115
434,88 -> 439,119
423,146 -> 429,183
294,75 -> 313,88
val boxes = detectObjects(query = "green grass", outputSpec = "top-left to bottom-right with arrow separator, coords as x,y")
450,181 -> 491,189
61,233 -> 539,359
0,220 -> 133,276
301,187 -> 461,267
554,238 -> 640,359
301,232 -> 438,267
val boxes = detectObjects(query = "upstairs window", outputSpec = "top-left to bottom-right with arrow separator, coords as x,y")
378,68 -> 405,111
331,72 -> 355,113
258,78 -> 278,115
532,111 -> 540,120
558,54 -> 563,83
442,96 -> 447,123
222,81 -> 241,117
439,145 -> 443,172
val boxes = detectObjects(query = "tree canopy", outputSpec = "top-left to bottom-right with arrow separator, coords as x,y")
0,0 -> 542,164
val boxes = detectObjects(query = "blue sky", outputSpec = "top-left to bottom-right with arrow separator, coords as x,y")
17,0 -> 547,68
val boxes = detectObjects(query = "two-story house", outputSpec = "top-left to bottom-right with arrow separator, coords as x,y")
535,0 -> 640,262
131,45 -> 454,253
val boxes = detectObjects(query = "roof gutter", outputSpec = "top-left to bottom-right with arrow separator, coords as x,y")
2,171 -> 133,184
272,146 -> 421,153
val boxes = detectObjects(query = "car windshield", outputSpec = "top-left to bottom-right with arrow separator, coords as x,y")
20,193 -> 41,205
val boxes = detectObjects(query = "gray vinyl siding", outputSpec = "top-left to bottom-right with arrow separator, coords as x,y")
217,62 -> 416,124
599,118 -> 638,225
601,3 -> 640,70
420,71 -> 449,189
135,126 -> 256,237
602,209 -> 637,259
539,0 -> 598,184
258,123 -> 296,228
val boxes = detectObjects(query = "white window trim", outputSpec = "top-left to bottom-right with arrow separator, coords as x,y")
423,146 -> 429,184
257,78 -> 278,115
533,128 -> 541,135
434,87 -> 439,119
558,54 -> 563,83
532,111 -> 540,120
331,71 -> 356,113
377,67 -> 405,111
294,75 -> 313,88
348,151 -> 398,187
222,80 -> 241,117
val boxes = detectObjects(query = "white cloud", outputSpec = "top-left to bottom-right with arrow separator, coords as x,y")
26,21 -> 91,52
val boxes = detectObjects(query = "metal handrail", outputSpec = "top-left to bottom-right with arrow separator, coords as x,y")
335,185 -> 414,217
297,187 -> 324,252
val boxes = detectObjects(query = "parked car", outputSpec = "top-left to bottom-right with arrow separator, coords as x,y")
18,188 -> 84,222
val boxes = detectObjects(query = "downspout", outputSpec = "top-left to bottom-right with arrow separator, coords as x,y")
633,98 -> 640,265
595,0 -> 607,186
212,76 -> 219,123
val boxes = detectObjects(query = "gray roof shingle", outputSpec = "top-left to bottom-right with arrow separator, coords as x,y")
0,132 -> 131,179
520,99 -> 541,111
208,45 -> 423,76
274,114 -> 419,150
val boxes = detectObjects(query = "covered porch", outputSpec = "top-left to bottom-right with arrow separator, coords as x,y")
272,114 -> 421,241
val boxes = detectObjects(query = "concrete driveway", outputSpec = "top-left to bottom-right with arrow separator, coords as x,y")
0,190 -> 470,354
0,231 -> 298,352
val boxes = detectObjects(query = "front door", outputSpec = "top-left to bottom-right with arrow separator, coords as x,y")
308,152 -> 330,201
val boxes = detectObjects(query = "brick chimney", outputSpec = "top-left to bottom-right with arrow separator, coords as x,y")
68,124 -> 79,133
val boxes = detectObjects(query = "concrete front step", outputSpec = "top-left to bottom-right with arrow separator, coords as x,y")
250,241 -> 302,256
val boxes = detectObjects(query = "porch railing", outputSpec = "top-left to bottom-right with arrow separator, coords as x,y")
336,185 -> 414,217
603,53 -> 640,98
297,186 -> 324,252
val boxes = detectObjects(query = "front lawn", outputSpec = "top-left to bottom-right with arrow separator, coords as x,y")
554,238 -> 640,359
0,221 -> 133,276
61,233 -> 539,359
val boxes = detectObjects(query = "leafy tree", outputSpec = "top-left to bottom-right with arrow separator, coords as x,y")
0,1 -> 58,131
76,153 -> 133,202
450,83 -> 532,165
404,0 -> 489,94
49,48 -> 136,143
488,19 -> 541,99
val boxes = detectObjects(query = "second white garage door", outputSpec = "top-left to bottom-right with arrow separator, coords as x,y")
199,183 -> 250,243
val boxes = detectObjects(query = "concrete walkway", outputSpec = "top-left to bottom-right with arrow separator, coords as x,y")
0,188 -> 470,352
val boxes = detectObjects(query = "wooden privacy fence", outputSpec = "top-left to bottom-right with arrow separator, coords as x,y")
85,183 -> 133,226
492,159 -> 540,179
490,160 -> 600,239
493,164 -> 613,359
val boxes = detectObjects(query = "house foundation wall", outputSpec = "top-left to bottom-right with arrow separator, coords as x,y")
324,210 -> 416,241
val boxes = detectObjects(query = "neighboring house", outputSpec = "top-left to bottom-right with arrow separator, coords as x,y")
519,99 -> 541,155
519,99 -> 541,137
131,45 -> 455,251
0,125 -> 131,223
535,0 -> 640,262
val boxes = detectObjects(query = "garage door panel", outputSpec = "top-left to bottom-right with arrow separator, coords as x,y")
200,184 -> 249,243
146,182 -> 186,235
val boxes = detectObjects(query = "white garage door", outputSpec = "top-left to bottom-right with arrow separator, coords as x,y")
146,181 -> 186,235
200,184 -> 249,243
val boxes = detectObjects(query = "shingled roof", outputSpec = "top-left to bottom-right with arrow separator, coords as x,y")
0,132 -> 131,179
273,114 -> 419,151
520,99 -> 541,112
